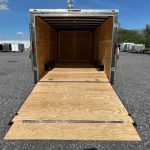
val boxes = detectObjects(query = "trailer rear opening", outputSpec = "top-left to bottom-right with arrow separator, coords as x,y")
4,9 -> 140,141
34,14 -> 114,83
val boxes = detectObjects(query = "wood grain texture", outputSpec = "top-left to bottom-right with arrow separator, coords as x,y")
17,88 -> 129,116
4,65 -> 140,141
16,90 -> 128,115
40,71 -> 109,82
36,17 -> 58,79
31,82 -> 116,96
16,81 -> 129,116
55,62 -> 94,68
94,17 -> 113,79
59,31 -> 91,61
5,123 -> 141,141
52,68 -> 98,73
18,100 -> 128,116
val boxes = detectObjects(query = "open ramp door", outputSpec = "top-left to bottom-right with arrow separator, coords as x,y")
4,64 -> 141,141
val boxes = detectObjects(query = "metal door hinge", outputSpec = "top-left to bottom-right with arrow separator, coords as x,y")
30,23 -> 35,28
111,67 -> 115,72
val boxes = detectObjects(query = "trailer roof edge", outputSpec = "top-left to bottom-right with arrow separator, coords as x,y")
29,9 -> 119,14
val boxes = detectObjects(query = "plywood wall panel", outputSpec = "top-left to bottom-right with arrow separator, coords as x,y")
59,32 -> 76,61
76,32 -> 91,61
35,17 -> 50,79
94,17 -> 113,79
59,31 -> 91,62
35,17 -> 57,79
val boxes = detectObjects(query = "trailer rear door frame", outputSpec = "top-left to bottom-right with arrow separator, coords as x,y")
30,9 -> 119,84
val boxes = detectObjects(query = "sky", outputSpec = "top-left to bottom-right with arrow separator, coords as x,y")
0,0 -> 150,40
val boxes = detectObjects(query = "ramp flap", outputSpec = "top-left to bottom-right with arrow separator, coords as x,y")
4,64 -> 141,141
5,123 -> 140,141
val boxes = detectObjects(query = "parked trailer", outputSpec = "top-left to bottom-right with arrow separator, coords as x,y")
2,43 -> 11,52
120,43 -> 134,52
11,43 -> 25,52
5,9 -> 140,141
11,43 -> 18,52
18,44 -> 25,52
131,44 -> 145,53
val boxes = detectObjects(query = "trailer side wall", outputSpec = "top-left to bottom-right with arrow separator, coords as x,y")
94,17 -> 113,79
35,17 -> 58,79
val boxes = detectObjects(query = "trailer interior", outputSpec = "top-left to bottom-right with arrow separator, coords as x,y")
4,10 -> 140,141
35,15 -> 114,81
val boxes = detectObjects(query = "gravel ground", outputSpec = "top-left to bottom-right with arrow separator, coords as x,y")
0,52 -> 150,150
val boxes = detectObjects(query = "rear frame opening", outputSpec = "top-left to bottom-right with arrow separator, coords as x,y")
30,9 -> 118,84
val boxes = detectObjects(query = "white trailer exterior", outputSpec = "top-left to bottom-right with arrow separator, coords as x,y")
0,40 -> 30,49
11,43 -> 25,52
11,43 -> 18,52
120,43 -> 134,52
18,44 -> 25,52
131,44 -> 145,53
1,43 -> 11,52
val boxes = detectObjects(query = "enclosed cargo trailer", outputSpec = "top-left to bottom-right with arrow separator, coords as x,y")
11,43 -> 18,52
2,43 -> 11,52
131,44 -> 145,53
120,43 -> 135,52
18,44 -> 25,52
11,43 -> 25,52
5,9 -> 140,141
30,9 -> 118,84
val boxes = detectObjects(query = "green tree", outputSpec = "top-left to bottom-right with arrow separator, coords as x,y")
118,24 -> 150,48
143,24 -> 150,48
118,28 -> 144,44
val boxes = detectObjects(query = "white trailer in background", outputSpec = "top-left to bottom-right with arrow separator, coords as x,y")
11,43 -> 25,52
2,43 -> 11,52
131,44 -> 145,53
120,43 -> 134,52
120,43 -> 145,53
127,43 -> 135,52
18,44 -> 24,52
0,40 -> 30,50
11,43 -> 18,52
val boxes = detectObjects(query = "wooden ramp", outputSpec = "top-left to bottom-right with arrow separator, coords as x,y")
4,63 -> 141,141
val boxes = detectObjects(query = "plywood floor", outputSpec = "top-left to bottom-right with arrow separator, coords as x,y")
4,63 -> 141,141
40,72 -> 108,82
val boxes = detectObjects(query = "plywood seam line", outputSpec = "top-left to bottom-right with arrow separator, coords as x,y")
22,120 -> 124,123
39,81 -> 109,83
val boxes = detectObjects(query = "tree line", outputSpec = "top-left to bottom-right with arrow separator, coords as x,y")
118,24 -> 150,48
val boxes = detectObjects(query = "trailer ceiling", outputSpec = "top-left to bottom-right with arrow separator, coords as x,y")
40,16 -> 110,31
